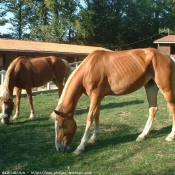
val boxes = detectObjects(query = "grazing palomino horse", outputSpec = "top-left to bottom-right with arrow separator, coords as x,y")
51,48 -> 175,154
0,56 -> 72,124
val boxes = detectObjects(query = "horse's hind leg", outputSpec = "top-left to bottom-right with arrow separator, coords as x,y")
52,78 -> 64,97
136,80 -> 158,141
26,87 -> 35,119
12,87 -> 22,120
165,101 -> 175,141
161,91 -> 175,141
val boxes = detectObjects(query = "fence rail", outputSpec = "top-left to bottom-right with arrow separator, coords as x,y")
0,61 -> 82,95
69,61 -> 82,71
0,70 -> 6,95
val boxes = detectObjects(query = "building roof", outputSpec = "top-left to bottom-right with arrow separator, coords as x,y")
0,38 -> 110,55
154,35 -> 175,43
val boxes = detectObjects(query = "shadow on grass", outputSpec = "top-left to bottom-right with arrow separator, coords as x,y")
13,89 -> 58,98
73,123 -> 172,155
6,113 -> 52,125
149,125 -> 172,139
0,117 -> 172,172
101,100 -> 144,109
76,99 -> 144,115
0,116 -> 57,171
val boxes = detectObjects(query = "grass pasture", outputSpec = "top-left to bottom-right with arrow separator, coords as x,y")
0,88 -> 175,175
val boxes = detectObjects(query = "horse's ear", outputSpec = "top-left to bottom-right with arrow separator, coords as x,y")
54,110 -> 62,116
53,110 -> 70,118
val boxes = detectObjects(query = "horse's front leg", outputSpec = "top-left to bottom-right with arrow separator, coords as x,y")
88,111 -> 100,144
26,87 -> 35,119
74,95 -> 101,155
12,87 -> 22,120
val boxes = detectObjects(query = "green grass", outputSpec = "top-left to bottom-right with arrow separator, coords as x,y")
0,88 -> 175,175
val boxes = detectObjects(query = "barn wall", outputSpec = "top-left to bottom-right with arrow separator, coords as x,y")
0,51 -> 86,71
158,44 -> 171,55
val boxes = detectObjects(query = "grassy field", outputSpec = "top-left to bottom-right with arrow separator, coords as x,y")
0,88 -> 175,175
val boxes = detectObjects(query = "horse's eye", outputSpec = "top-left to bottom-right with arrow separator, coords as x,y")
58,122 -> 62,129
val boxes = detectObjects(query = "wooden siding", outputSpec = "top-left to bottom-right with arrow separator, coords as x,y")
0,51 -> 86,70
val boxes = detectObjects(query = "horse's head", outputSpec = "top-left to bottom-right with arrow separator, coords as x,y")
52,110 -> 77,153
0,97 -> 14,124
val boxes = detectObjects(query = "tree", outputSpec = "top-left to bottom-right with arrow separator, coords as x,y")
0,0 -> 175,48
29,0 -> 80,43
0,0 -> 8,37
0,0 -> 8,25
1,0 -> 33,39
0,0 -> 80,42
78,0 -> 175,49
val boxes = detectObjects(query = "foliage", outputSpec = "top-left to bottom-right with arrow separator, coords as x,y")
78,0 -> 175,49
0,89 -> 175,174
0,0 -> 175,48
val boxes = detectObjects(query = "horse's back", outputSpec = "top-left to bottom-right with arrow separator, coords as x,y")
81,48 -> 171,96
13,56 -> 67,88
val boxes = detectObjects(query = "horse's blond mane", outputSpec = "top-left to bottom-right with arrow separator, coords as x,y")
3,57 -> 22,98
62,59 -> 72,85
58,62 -> 81,106
58,50 -> 100,107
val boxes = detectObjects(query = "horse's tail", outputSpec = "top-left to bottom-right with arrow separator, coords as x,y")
62,59 -> 72,85
167,55 -> 175,117
3,57 -> 22,98
170,55 -> 175,101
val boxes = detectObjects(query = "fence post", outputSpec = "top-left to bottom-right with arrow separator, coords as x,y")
47,82 -> 51,90
0,70 -> 6,95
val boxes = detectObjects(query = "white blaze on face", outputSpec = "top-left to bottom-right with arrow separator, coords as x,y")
0,102 -> 8,123
55,120 -> 59,151
1,103 -> 5,123
2,103 -> 5,115
1,118 -> 5,124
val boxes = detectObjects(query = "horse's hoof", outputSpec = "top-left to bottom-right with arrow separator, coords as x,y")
73,148 -> 84,155
165,135 -> 174,142
29,114 -> 34,120
12,115 -> 18,120
1,119 -> 5,124
136,135 -> 145,141
88,138 -> 96,144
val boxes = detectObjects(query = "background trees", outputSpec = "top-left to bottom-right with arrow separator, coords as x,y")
0,0 -> 175,50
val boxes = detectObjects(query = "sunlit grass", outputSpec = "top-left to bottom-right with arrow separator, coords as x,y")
0,88 -> 175,174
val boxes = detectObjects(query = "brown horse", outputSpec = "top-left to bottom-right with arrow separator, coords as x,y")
0,56 -> 72,124
51,48 -> 175,154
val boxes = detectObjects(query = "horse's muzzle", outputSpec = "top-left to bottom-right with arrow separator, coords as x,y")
55,142 -> 70,153
0,113 -> 9,124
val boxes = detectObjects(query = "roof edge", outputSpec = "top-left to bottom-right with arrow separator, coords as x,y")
0,49 -> 89,55
154,41 -> 175,43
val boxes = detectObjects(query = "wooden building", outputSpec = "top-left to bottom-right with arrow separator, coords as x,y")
154,35 -> 175,56
0,38 -> 109,70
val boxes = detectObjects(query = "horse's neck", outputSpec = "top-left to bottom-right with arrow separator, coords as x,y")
3,84 -> 14,99
3,73 -> 15,98
57,72 -> 84,115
